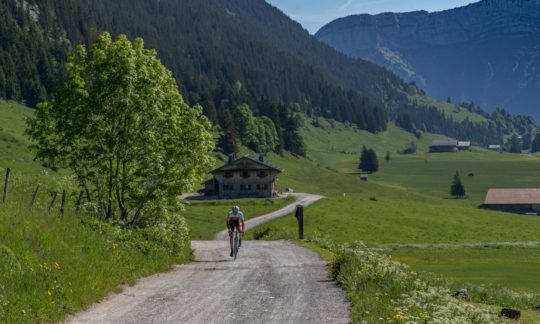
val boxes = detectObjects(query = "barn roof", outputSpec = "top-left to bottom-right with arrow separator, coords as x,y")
210,155 -> 284,173
431,140 -> 458,147
484,188 -> 540,205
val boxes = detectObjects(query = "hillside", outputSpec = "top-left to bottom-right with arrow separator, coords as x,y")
0,0 -> 397,132
316,0 -> 540,120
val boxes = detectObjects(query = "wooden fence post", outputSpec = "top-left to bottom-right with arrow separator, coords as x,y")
2,168 -> 10,203
48,192 -> 58,212
30,185 -> 40,208
294,204 -> 304,240
76,190 -> 84,213
60,190 -> 66,216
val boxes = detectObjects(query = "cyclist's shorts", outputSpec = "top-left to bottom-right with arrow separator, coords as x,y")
228,219 -> 240,231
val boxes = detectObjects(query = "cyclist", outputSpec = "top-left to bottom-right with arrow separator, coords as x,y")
226,205 -> 245,257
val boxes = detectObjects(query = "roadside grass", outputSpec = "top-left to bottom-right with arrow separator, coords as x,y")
0,175 -> 191,323
183,196 -> 293,239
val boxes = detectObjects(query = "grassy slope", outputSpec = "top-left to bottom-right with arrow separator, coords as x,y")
0,101 -> 45,174
411,95 -> 488,123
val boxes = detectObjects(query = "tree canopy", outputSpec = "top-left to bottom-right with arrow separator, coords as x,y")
26,32 -> 214,224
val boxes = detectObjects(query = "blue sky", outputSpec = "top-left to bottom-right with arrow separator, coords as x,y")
266,0 -> 478,33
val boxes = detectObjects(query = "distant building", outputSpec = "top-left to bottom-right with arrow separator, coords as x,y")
457,141 -> 471,151
481,188 -> 540,215
488,145 -> 502,152
203,154 -> 283,199
360,173 -> 368,181
429,140 -> 459,153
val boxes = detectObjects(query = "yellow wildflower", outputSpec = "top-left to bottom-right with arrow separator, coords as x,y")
394,313 -> 403,321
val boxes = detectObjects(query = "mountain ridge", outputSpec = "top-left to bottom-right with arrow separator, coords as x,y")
316,0 -> 540,119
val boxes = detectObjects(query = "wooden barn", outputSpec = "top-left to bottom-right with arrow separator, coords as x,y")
203,154 -> 283,199
481,188 -> 540,215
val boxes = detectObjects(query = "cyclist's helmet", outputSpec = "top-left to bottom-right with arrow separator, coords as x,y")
232,205 -> 239,213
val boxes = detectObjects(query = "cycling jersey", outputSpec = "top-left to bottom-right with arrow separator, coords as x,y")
227,211 -> 244,230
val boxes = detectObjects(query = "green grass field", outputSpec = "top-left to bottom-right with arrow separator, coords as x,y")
389,245 -> 540,293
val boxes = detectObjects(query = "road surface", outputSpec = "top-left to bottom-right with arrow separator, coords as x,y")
67,194 -> 350,324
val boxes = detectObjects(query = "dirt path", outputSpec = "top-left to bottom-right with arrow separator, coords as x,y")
67,193 -> 350,324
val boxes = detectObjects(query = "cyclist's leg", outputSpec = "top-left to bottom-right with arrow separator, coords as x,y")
239,222 -> 243,246
228,225 -> 234,256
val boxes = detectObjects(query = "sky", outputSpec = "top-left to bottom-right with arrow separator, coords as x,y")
266,0 -> 478,34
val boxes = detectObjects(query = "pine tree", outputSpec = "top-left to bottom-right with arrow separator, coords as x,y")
359,147 -> 378,173
367,149 -> 379,173
450,171 -> 466,198
359,146 -> 368,170
385,151 -> 391,162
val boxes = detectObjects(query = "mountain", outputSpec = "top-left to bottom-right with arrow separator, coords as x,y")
0,0 -> 536,149
316,0 -> 540,120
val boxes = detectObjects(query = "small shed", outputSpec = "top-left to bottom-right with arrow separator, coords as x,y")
481,188 -> 540,215
429,140 -> 458,153
360,173 -> 368,181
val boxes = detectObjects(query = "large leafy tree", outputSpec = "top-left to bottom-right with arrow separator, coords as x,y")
27,32 -> 214,224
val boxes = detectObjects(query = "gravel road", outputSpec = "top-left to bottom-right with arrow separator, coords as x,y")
67,194 -> 350,324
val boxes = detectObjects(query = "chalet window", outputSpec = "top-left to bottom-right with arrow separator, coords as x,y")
258,171 -> 267,178
241,171 -> 250,178
256,184 -> 261,190
223,184 -> 234,191
240,184 -> 251,191
224,171 -> 233,178
263,184 -> 269,190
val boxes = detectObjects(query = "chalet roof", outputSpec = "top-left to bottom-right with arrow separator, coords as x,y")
210,155 -> 284,174
431,140 -> 458,147
457,141 -> 471,147
484,188 -> 540,205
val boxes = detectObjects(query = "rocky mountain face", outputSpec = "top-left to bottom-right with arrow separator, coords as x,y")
316,0 -> 540,120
